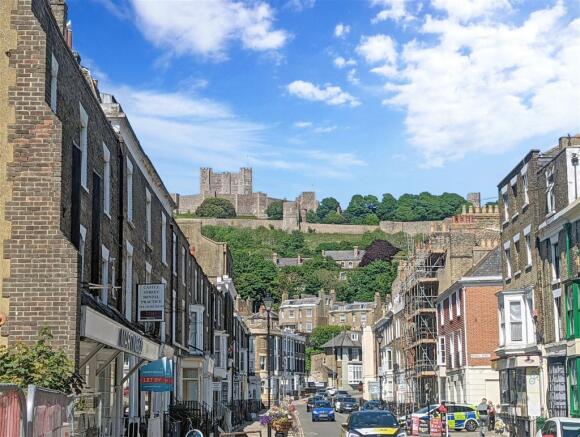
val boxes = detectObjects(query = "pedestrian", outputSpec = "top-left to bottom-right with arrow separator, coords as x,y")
477,398 -> 488,435
487,401 -> 496,432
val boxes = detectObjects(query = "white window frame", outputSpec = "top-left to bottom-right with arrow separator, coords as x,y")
50,54 -> 59,112
126,159 -> 134,224
160,278 -> 167,341
501,186 -> 509,222
439,303 -> 444,326
306,308 -> 313,318
504,297 -> 524,344
546,167 -> 556,214
504,241 -> 512,279
102,143 -> 111,217
161,213 -> 167,265
498,301 -> 505,346
340,313 -> 346,323
181,246 -> 186,285
305,322 -> 312,333
145,189 -> 152,245
550,236 -> 561,283
188,305 -> 204,352
438,336 -> 446,366
145,261 -> 152,283
125,241 -> 133,320
79,225 -> 87,283
172,232 -> 177,276
449,332 -> 455,368
288,309 -> 295,319
553,288 -> 563,342
456,290 -> 461,317
101,245 -> 110,305
79,103 -> 88,190
351,333 -> 358,341
521,164 -> 529,206
524,225 -> 532,268
457,332 -> 463,366
448,296 -> 453,321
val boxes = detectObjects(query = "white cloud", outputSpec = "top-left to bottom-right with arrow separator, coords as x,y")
347,69 -> 360,84
357,34 -> 397,64
287,80 -> 361,107
334,56 -> 357,69
383,1 -> 580,167
130,0 -> 289,59
285,0 -> 316,11
313,125 -> 338,133
370,0 -> 413,23
293,121 -> 313,128
334,23 -> 351,38
431,0 -> 511,22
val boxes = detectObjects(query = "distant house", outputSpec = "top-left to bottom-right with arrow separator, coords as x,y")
320,330 -> 363,390
322,246 -> 365,270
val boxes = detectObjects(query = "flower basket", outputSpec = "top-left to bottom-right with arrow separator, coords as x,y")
261,401 -> 297,434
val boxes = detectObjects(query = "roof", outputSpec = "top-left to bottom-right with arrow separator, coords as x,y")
322,330 -> 362,348
330,301 -> 375,312
324,250 -> 365,261
281,296 -> 320,307
275,257 -> 310,267
436,247 -> 502,302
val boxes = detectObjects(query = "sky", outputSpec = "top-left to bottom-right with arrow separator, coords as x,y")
68,0 -> 580,206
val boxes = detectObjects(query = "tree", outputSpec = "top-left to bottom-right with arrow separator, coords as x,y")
232,251 -> 278,301
306,210 -> 319,223
377,193 -> 397,221
317,197 -> 341,222
343,195 -> 380,224
338,260 -> 398,302
360,240 -> 400,266
322,211 -> 346,224
0,327 -> 83,393
309,325 -> 348,349
195,198 -> 236,218
266,200 -> 284,220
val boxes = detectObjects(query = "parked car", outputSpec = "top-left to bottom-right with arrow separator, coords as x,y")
536,417 -> 580,437
312,400 -> 335,422
362,400 -> 383,411
332,394 -> 348,407
340,411 -> 405,437
307,395 -> 324,412
335,397 -> 360,413
400,403 -> 479,432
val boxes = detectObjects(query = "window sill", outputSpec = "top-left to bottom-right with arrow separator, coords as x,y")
502,220 -> 510,227
546,211 -> 556,219
162,260 -> 168,267
127,219 -> 135,229
525,264 -> 532,272
104,211 -> 111,221
81,183 -> 89,194
514,270 -> 522,279
505,276 -> 512,284
512,212 -> 519,222
522,202 -> 529,212
146,242 -> 153,251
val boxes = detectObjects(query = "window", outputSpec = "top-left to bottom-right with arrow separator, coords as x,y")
457,332 -> 463,366
499,301 -> 505,346
340,314 -> 346,323
101,245 -> 110,305
126,160 -> 133,223
522,168 -> 529,205
439,303 -> 444,326
546,167 -> 556,214
514,235 -> 521,271
386,349 -> 393,371
554,293 -> 563,342
449,332 -> 455,368
501,186 -> 509,222
305,322 -> 312,332
161,213 -> 167,264
569,358 -> 580,416
351,333 -> 358,341
215,336 -> 222,369
456,290 -> 461,317
551,240 -> 561,282
524,226 -> 532,267
145,189 -> 152,245
448,296 -> 453,321
160,278 -> 167,341
102,143 -> 111,216
504,242 -> 512,278
183,368 -> 199,401
79,103 -> 88,189
145,262 -> 152,283
511,176 -> 518,198
509,301 -> 523,342
188,307 -> 203,351
181,246 -> 186,285
50,54 -> 58,112
438,336 -> 446,365
289,310 -> 295,319
361,314 -> 367,325
567,285 -> 577,339
125,242 -> 133,320
79,225 -> 87,283
306,308 -> 313,318
172,289 -> 177,344
347,364 -> 362,384
172,232 -> 177,276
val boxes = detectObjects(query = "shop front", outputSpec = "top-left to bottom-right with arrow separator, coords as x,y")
78,304 -> 174,436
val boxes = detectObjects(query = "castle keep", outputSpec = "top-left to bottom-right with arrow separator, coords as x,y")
172,167 -> 318,219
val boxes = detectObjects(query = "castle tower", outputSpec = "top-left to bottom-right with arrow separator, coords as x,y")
467,192 -> 481,209
200,168 -> 211,194
239,167 -> 253,195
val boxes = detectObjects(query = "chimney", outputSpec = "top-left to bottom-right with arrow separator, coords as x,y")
65,21 -> 73,49
49,1 -> 68,36
353,246 -> 359,257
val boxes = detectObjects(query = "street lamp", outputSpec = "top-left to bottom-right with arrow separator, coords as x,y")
263,294 -> 274,437
376,335 -> 383,405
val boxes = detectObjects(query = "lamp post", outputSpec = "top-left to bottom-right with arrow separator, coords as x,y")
263,294 -> 274,437
376,335 -> 383,405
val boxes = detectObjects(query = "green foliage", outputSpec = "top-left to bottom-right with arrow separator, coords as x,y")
377,193 -> 397,220
306,210 -> 319,223
0,327 -> 82,394
317,197 -> 341,222
266,200 -> 284,220
337,260 -> 398,302
306,325 -> 349,371
195,198 -> 236,218
392,192 -> 469,221
322,211 -> 346,224
232,250 -> 278,302
343,194 -> 380,224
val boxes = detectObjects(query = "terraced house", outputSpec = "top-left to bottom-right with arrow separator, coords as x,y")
0,1 -> 257,435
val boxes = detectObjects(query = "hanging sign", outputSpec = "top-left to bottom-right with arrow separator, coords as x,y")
138,283 -> 165,321
140,357 -> 174,392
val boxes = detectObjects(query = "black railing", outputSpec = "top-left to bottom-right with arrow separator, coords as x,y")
227,399 -> 263,429
167,400 -> 213,437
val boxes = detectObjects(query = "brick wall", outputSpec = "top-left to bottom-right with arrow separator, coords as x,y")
464,285 -> 501,366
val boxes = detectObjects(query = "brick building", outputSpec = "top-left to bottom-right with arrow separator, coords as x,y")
435,247 -> 502,405
0,2 -> 256,435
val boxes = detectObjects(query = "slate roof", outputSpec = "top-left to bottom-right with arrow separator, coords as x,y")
330,301 -> 375,312
324,250 -> 365,261
280,296 -> 320,307
322,330 -> 363,348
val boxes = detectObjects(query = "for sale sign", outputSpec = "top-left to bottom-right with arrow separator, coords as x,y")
138,283 -> 165,321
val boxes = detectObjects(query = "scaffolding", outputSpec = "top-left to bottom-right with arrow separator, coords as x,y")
399,234 -> 446,409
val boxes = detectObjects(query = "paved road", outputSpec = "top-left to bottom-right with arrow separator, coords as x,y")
295,402 -> 346,437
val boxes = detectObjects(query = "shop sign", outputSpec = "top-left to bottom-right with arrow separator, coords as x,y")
138,283 -> 165,321
140,357 -> 174,392
118,329 -> 144,355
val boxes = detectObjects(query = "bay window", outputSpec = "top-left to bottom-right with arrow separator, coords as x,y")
509,301 -> 523,341
499,291 -> 536,347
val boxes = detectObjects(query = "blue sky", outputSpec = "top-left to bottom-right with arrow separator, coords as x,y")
69,0 -> 579,207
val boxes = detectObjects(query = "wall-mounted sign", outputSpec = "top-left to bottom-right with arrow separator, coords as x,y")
138,283 -> 165,322
118,329 -> 144,355
140,357 -> 174,392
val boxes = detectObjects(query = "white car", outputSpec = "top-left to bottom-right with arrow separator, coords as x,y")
536,417 -> 580,437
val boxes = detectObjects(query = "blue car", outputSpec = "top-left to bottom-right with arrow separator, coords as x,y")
312,400 -> 335,422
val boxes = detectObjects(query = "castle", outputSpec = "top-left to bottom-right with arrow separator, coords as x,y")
172,167 -> 318,220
